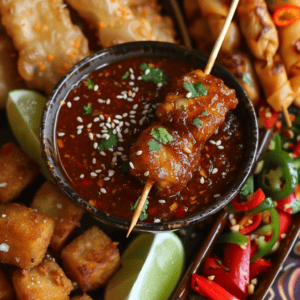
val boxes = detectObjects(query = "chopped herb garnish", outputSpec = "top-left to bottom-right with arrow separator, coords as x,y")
181,105 -> 186,111
183,82 -> 207,98
140,63 -> 168,85
242,73 -> 253,86
86,78 -> 95,90
150,128 -> 173,145
122,71 -> 130,80
193,117 -> 202,128
121,161 -> 130,173
131,197 -> 149,221
240,175 -> 254,202
98,129 -> 118,151
202,111 -> 208,116
83,105 -> 92,115
148,141 -> 161,152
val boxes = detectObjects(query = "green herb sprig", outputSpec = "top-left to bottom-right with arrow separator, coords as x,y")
131,197 -> 149,221
183,82 -> 207,98
140,63 -> 168,85
98,129 -> 118,151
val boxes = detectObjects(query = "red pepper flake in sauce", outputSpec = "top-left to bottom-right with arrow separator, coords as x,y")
56,57 -> 245,223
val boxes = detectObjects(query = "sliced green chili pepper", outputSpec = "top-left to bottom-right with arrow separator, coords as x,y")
257,150 -> 298,200
251,207 -> 280,262
245,197 -> 275,216
273,133 -> 282,152
217,232 -> 248,246
294,157 -> 300,183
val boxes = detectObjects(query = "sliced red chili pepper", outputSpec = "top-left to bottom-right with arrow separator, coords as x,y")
277,209 -> 292,241
250,258 -> 272,279
275,193 -> 296,214
231,189 -> 265,212
239,214 -> 262,235
148,207 -> 157,215
294,140 -> 300,157
273,5 -> 300,27
191,274 -> 241,300
175,207 -> 186,218
258,105 -> 279,129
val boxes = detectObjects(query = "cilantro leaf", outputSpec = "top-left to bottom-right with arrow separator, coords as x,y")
87,78 -> 95,90
121,161 -> 130,173
193,117 -> 202,128
183,82 -> 207,98
148,141 -> 161,152
131,197 -> 149,221
240,175 -> 254,202
202,111 -> 208,116
242,73 -> 253,86
98,129 -> 118,151
150,128 -> 173,145
181,105 -> 186,111
122,71 -> 129,80
83,105 -> 92,115
140,63 -> 168,85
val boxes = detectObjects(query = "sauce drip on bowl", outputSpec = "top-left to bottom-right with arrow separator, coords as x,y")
56,56 -> 245,223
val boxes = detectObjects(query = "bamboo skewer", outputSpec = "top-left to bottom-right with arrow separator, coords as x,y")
282,103 -> 292,128
126,0 -> 240,237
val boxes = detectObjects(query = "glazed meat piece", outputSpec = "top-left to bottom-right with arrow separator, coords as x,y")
0,0 -> 90,94
129,70 -> 238,197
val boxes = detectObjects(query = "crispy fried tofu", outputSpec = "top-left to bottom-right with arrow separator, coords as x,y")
0,143 -> 39,204
31,181 -> 84,252
0,203 -> 55,269
72,294 -> 93,300
61,226 -> 121,292
0,267 -> 15,300
12,257 -> 73,300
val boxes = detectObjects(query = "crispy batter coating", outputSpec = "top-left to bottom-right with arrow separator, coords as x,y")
0,0 -> 90,95
31,181 -> 84,253
0,142 -> 39,204
0,203 -> 55,269
65,0 -> 175,48
61,226 -> 121,293
12,257 -> 73,300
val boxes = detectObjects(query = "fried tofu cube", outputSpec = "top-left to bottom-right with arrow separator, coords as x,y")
0,267 -> 15,300
12,258 -> 73,300
0,203 -> 55,269
31,181 -> 84,252
0,143 -> 39,204
61,226 -> 121,292
72,294 -> 93,300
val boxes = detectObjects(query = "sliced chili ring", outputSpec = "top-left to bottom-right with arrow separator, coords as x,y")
231,189 -> 265,211
239,214 -> 262,235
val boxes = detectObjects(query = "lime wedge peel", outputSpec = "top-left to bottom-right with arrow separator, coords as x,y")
6,89 -> 52,180
105,232 -> 184,300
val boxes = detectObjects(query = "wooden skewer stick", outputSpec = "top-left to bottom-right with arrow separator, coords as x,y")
282,103 -> 292,128
126,0 -> 240,237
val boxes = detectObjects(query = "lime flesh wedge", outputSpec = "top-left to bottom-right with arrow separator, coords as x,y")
6,90 -> 52,180
105,232 -> 184,300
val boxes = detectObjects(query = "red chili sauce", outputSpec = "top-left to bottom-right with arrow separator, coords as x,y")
56,56 -> 245,223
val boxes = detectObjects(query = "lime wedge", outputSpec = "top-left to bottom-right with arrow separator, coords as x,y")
6,90 -> 52,180
105,232 -> 184,300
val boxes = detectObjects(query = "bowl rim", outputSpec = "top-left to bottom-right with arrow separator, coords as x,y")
40,41 -> 259,232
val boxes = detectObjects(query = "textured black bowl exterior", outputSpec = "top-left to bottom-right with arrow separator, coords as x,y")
41,41 -> 259,232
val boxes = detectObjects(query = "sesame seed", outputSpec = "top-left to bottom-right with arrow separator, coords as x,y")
127,98 -> 133,102
77,125 -> 84,129
113,129 -> 117,134
94,117 -> 100,122
200,177 -> 204,184
118,147 -> 124,151
158,199 -> 166,203
129,82 -> 134,86
115,114 -> 122,119
122,113 -> 128,117
87,123 -> 92,128
0,243 -> 9,252
106,99 -> 111,105
100,151 -> 106,156
216,140 -> 222,146
154,218 -> 161,223
90,172 -> 97,177
108,170 -> 115,177
124,128 -> 129,134
94,84 -> 99,91
132,92 -> 136,98
144,171 -> 149,176
119,121 -> 124,127
130,74 -> 135,80
106,123 -> 111,128
73,96 -> 80,101
138,76 -> 142,80
96,134 -> 101,138
77,117 -> 83,122
129,115 -> 135,119
131,119 -> 137,124
95,169 -> 102,173
214,194 -> 221,198
116,95 -> 123,99
112,123 -> 115,128
116,127 -> 121,133
129,162 -> 134,169
129,68 -> 133,73
80,174 -> 84,178
133,104 -> 138,109
89,133 -> 93,140
98,99 -> 105,103
92,158 -> 96,164
112,157 -> 117,163
118,132 -> 123,138
119,139 -> 124,142
136,150 -> 142,155
107,117 -> 111,123
67,102 -> 72,108
209,140 -> 215,144
139,117 -> 146,126
145,69 -> 150,75
58,132 -> 65,137
100,188 -> 107,194
116,151 -> 122,155
77,130 -> 82,135
157,83 -> 163,88
100,115 -> 105,120
212,168 -> 218,174
114,119 -> 120,124
104,177 -> 110,181
186,92 -> 192,98
218,146 -> 224,150
123,93 -> 128,99
183,147 -> 192,154
130,110 -> 136,114
125,122 -> 130,126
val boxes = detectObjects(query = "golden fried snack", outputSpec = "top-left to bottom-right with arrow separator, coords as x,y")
266,0 -> 300,12
0,267 -> 15,300
183,0 -> 201,21
0,34 -> 24,110
237,0 -> 279,64
31,181 -> 84,253
0,203 -> 55,269
0,143 -> 39,204
65,0 -> 176,48
72,294 -> 93,300
0,0 -> 90,95
255,54 -> 294,111
61,226 -> 121,292
12,257 -> 73,300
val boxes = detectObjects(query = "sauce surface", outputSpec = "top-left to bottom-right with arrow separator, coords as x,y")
56,56 -> 245,223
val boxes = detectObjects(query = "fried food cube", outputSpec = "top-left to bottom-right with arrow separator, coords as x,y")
61,226 -> 121,292
0,203 -> 55,269
72,294 -> 93,300
0,143 -> 39,204
31,181 -> 84,252
0,34 -> 24,109
0,267 -> 15,300
0,0 -> 90,95
12,257 -> 73,300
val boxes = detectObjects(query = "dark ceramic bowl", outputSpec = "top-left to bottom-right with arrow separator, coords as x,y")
40,41 -> 259,232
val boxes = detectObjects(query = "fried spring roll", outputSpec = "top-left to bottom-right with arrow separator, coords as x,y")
237,0 -> 279,64
254,54 -> 294,111
0,0 -> 90,95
